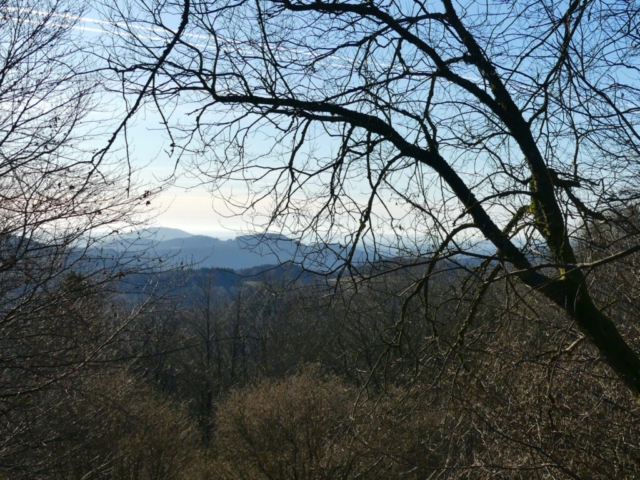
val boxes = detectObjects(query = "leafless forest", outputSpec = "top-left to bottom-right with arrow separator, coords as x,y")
2,0 -> 640,478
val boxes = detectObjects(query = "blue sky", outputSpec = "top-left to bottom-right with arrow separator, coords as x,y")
44,8 -> 238,237
59,0 -> 632,249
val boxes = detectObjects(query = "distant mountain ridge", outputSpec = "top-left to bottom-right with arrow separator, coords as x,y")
118,227 -> 195,243
105,227 -> 366,271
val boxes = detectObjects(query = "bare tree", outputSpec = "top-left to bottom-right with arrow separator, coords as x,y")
103,0 -> 640,397
0,1 -> 166,473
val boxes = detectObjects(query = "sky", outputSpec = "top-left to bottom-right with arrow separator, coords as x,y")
32,3 -> 516,246
52,0 -> 599,247
67,6 -> 383,240
62,3 -> 497,249
6,0 -> 637,266
53,8 -> 239,238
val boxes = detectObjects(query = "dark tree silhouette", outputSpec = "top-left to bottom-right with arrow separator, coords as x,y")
103,0 -> 640,398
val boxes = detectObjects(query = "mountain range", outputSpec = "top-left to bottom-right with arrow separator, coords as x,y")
104,227 -> 366,271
